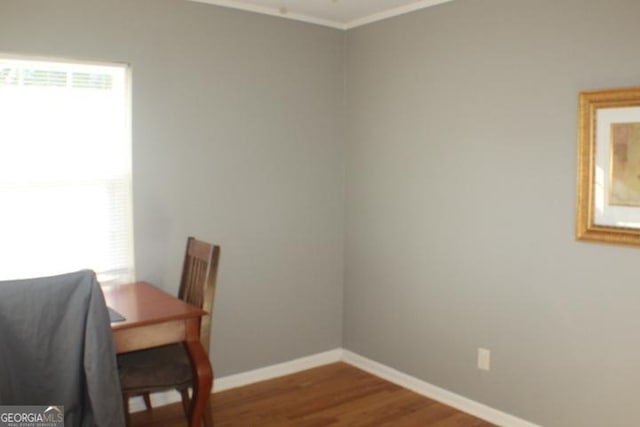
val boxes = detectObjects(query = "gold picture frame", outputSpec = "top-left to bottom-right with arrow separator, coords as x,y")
577,86 -> 640,247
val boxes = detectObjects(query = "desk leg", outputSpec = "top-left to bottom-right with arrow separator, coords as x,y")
185,320 -> 213,427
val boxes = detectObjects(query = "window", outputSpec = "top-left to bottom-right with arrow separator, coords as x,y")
0,56 -> 134,284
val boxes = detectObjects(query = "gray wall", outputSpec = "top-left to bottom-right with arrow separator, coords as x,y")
344,0 -> 640,426
5,0 -> 640,425
0,0 -> 345,376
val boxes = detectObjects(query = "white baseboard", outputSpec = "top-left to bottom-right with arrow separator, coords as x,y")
130,347 -> 540,427
213,348 -> 343,392
129,391 -> 181,413
129,348 -> 343,412
342,350 -> 541,427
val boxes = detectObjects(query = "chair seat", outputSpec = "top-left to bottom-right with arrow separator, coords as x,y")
118,344 -> 193,393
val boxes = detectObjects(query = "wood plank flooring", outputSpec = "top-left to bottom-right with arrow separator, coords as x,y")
130,362 -> 496,426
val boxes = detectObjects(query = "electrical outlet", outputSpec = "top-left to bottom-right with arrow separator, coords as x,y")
477,348 -> 490,371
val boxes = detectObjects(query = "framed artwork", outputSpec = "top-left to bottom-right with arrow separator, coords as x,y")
577,86 -> 640,247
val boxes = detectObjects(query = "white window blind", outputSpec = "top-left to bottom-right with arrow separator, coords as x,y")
0,56 -> 134,284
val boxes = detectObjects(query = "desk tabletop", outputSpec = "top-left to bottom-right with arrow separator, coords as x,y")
102,281 -> 206,331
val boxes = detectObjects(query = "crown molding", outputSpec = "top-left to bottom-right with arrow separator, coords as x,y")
189,0 -> 345,29
344,0 -> 457,29
189,0 -> 458,30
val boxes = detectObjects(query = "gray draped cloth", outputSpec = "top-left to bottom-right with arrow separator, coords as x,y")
0,270 -> 125,427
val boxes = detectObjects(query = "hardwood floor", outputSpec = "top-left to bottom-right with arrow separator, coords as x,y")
130,362 -> 496,426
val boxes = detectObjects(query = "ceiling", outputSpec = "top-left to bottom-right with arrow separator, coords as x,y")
190,0 -> 457,29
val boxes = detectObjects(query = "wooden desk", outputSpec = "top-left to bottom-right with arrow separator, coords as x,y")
103,281 -> 213,427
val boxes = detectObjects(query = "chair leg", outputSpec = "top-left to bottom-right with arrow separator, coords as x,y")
122,395 -> 131,427
179,387 -> 212,427
179,388 -> 191,419
203,400 -> 213,427
142,393 -> 152,410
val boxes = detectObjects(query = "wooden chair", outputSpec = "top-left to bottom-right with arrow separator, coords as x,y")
118,237 -> 220,426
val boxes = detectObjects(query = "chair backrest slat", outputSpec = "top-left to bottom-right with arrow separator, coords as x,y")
178,237 -> 220,354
